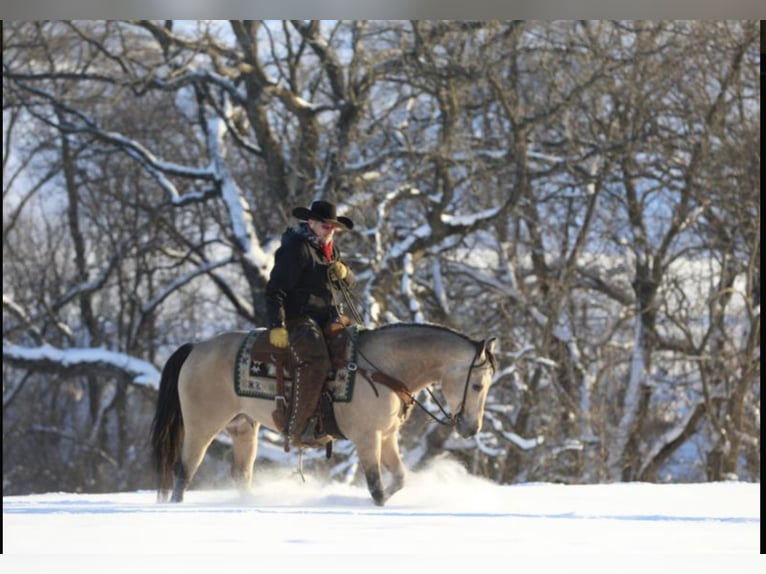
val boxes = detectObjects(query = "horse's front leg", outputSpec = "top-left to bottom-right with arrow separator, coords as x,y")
380,432 -> 406,500
355,431 -> 386,506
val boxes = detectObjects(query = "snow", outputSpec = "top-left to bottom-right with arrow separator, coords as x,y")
2,459 -> 760,571
1,342 -> 161,386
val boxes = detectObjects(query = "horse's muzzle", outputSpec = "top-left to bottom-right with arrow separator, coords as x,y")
454,413 -> 480,438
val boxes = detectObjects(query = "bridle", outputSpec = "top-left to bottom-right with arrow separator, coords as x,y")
356,341 -> 495,428
448,343 -> 496,428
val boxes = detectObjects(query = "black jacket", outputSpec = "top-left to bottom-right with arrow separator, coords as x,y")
265,224 -> 355,328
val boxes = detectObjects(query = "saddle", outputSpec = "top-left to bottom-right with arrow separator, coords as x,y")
249,323 -> 353,455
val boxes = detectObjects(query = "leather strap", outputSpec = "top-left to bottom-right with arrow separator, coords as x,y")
358,367 -> 414,407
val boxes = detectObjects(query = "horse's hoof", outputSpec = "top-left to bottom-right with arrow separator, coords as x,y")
371,490 -> 387,506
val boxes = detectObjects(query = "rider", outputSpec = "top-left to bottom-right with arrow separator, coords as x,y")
265,200 -> 355,448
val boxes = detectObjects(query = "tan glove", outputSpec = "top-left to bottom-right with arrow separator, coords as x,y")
269,327 -> 289,348
328,261 -> 348,281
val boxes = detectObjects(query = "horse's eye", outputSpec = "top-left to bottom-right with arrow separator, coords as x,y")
472,383 -> 484,392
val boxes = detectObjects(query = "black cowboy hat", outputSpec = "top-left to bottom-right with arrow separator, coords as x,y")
292,200 -> 354,231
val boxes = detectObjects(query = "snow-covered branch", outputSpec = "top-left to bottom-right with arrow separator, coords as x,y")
2,342 -> 161,388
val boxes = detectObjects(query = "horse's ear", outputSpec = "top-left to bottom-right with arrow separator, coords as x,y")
484,337 -> 497,355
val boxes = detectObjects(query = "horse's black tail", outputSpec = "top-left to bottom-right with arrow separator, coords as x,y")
150,343 -> 194,502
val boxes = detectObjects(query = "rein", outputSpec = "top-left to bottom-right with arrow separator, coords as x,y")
355,343 -> 489,428
331,274 -> 364,324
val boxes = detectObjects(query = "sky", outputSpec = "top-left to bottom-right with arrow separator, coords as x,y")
2,458 -> 761,572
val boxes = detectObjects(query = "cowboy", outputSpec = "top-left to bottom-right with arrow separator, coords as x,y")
265,200 -> 355,448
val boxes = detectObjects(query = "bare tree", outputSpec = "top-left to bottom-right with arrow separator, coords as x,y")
3,20 -> 759,493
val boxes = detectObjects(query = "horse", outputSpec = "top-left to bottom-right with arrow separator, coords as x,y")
150,323 -> 496,506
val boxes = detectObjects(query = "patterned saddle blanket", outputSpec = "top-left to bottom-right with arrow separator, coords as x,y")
233,327 -> 358,403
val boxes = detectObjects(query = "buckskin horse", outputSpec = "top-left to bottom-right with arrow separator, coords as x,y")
150,323 -> 496,506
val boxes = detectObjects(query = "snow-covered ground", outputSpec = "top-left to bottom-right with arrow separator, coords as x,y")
2,460 -> 760,572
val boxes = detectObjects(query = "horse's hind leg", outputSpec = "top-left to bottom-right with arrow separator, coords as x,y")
171,437 -> 214,502
171,459 -> 189,502
356,432 -> 386,506
227,415 -> 259,498
381,433 -> 407,500
172,418 -> 224,502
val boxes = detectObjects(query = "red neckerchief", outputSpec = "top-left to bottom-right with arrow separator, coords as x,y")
322,240 -> 333,261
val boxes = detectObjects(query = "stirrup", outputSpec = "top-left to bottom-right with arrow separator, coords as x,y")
296,415 -> 328,446
297,427 -> 332,448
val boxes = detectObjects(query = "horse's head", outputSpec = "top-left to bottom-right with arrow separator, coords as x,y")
449,337 -> 497,437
